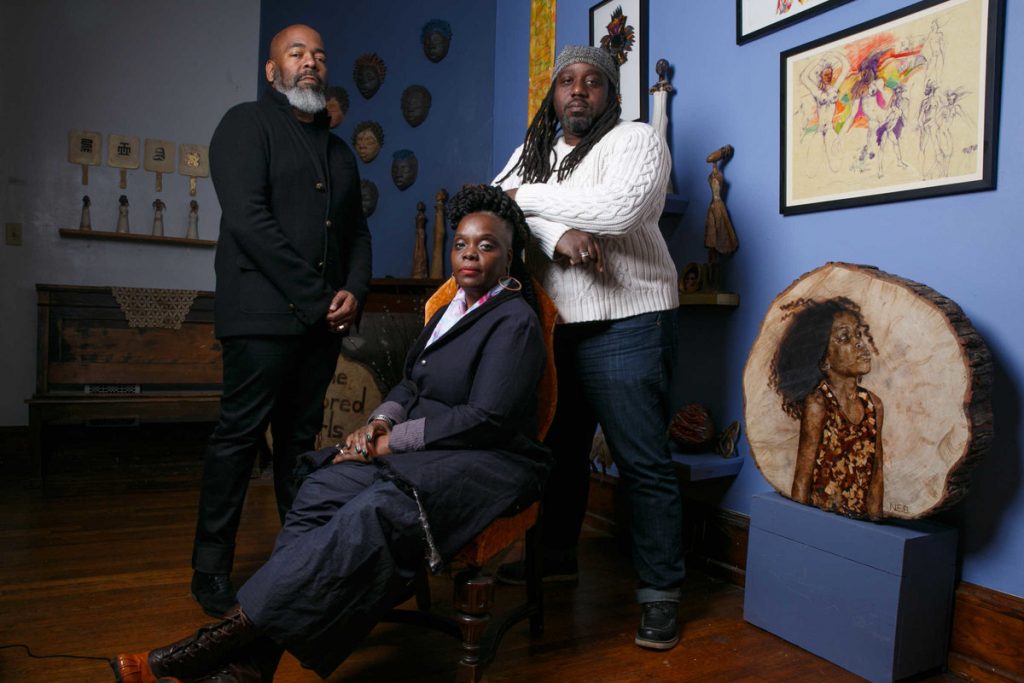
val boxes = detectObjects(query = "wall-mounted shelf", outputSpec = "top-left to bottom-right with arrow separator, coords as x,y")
663,194 -> 689,216
59,228 -> 216,248
670,449 -> 744,481
679,292 -> 739,307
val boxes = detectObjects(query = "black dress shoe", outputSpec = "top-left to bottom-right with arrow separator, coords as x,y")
191,571 -> 237,618
634,601 -> 680,650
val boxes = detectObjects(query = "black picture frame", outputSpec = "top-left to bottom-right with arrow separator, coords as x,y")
779,0 -> 1004,215
737,0 -> 854,45
589,0 -> 649,122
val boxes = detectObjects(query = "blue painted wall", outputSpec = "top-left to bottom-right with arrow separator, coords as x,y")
259,0 -> 497,278
492,0 -> 1024,599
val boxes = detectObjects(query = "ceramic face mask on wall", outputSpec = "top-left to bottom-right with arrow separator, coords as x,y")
353,53 -> 386,99
360,179 -> 379,217
401,85 -> 432,127
352,121 -> 384,163
391,150 -> 418,190
421,19 -> 452,63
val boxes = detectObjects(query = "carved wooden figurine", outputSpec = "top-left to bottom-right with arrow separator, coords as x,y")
704,144 -> 738,259
116,195 -> 130,233
411,201 -> 429,278
151,198 -> 166,236
186,200 -> 199,239
649,59 -> 675,193
79,195 -> 92,231
429,189 -> 448,279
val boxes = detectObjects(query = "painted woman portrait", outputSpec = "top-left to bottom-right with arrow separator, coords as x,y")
769,297 -> 885,519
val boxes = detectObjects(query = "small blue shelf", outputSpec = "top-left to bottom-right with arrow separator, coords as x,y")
663,194 -> 689,216
596,448 -> 743,482
670,449 -> 744,481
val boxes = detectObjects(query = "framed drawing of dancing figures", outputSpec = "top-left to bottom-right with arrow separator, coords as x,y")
737,0 -> 853,45
590,0 -> 648,122
780,0 -> 1005,215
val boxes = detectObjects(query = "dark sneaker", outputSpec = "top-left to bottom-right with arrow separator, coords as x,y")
634,601 -> 680,650
495,556 -> 579,585
191,570 -> 237,618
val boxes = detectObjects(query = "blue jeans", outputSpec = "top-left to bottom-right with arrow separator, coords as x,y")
542,310 -> 684,603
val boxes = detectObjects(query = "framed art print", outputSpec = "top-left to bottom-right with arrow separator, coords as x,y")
590,0 -> 648,122
737,0 -> 854,45
780,0 -> 1004,215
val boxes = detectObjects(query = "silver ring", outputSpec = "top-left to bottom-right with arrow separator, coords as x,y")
579,250 -> 590,259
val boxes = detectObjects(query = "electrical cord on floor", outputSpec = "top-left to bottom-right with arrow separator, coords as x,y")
0,643 -> 110,663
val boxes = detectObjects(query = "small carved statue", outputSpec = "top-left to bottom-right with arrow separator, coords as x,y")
649,58 -> 675,193
116,195 -> 130,233
401,85 -> 432,127
704,145 -> 738,259
186,199 -> 199,239
325,86 -> 349,129
391,150 -> 418,191
353,53 -> 386,99
430,189 -> 448,278
352,121 -> 384,163
421,19 -> 452,63
79,195 -> 92,231
411,201 -> 429,278
151,198 -> 166,236
360,180 -> 379,218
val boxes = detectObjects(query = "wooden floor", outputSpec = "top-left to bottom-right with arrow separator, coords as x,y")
0,424 -> 964,682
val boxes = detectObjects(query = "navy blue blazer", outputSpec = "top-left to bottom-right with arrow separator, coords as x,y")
384,290 -> 548,460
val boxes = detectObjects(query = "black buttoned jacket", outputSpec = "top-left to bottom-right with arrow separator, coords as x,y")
209,88 -> 372,338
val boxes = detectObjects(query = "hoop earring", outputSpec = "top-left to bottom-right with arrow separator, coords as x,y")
498,275 -> 522,292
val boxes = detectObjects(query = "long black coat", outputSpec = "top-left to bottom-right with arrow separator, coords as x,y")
209,88 -> 372,338
237,291 -> 551,675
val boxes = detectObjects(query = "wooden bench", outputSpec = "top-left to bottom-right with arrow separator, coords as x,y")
27,284 -> 222,477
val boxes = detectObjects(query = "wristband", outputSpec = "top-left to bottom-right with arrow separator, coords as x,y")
369,414 -> 396,429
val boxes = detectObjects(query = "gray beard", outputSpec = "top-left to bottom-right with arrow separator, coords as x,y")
274,81 -> 326,114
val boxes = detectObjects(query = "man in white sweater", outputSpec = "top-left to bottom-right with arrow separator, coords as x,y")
494,45 -> 684,650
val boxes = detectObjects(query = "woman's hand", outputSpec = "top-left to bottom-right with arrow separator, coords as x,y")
332,420 -> 392,464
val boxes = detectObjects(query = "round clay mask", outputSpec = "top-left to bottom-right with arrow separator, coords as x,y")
360,179 -> 379,217
353,53 -> 386,99
352,121 -> 384,163
401,85 -> 432,127
391,150 -> 418,190
421,20 -> 452,63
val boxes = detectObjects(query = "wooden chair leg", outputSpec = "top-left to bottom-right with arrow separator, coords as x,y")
454,569 -> 494,683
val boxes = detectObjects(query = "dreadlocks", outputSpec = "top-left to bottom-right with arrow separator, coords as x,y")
447,184 -> 539,316
496,80 -> 622,185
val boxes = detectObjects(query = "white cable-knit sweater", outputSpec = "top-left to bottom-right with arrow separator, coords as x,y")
493,121 -> 678,324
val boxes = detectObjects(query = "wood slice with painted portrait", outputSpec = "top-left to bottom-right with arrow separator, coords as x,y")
743,262 -> 991,520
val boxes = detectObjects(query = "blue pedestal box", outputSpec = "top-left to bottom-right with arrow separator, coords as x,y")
743,492 -> 957,683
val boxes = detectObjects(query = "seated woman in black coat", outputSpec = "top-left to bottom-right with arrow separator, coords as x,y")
111,185 -> 551,683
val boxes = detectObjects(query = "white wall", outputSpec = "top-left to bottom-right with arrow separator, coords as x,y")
0,0 -> 260,424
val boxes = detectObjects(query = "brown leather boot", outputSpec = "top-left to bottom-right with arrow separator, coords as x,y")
188,660 -> 262,683
110,607 -> 259,683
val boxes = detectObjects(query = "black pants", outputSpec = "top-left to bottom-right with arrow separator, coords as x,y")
192,330 -> 341,575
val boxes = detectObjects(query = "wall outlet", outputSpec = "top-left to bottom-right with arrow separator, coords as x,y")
5,223 -> 23,246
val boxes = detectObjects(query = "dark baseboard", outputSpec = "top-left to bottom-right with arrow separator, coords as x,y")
586,473 -> 1024,683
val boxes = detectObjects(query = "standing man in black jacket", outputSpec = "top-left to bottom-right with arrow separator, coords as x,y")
191,24 -> 372,617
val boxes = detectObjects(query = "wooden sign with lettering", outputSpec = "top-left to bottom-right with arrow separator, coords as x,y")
743,262 -> 992,520
144,139 -> 176,192
178,143 -> 209,197
317,356 -> 384,447
68,130 -> 102,185
107,134 -> 140,189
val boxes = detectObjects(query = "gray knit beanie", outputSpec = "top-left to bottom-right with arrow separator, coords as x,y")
552,45 -> 619,89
